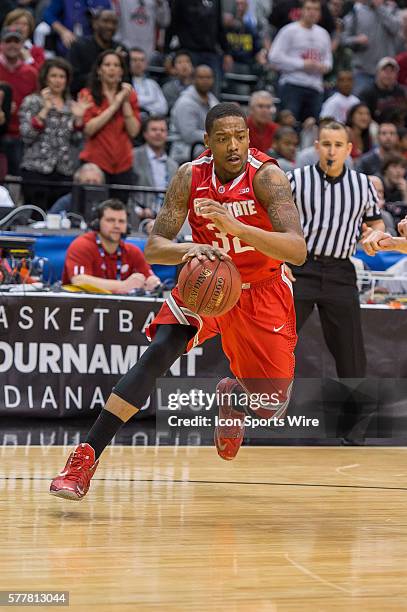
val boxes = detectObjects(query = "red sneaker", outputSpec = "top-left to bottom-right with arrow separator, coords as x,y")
214,378 -> 245,461
49,443 -> 99,501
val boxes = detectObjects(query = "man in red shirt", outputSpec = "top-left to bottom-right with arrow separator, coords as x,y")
0,27 -> 38,175
62,199 -> 160,293
247,90 -> 279,153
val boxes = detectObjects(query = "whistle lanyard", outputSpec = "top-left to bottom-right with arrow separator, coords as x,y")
96,235 -> 122,280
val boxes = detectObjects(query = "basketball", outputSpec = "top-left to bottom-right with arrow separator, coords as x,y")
178,257 -> 242,317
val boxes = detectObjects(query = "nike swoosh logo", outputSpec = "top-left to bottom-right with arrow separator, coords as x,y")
217,440 -> 228,451
273,324 -> 285,332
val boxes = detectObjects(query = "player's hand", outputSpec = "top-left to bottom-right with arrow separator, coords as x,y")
361,228 -> 392,255
196,199 -> 241,236
122,272 -> 146,292
283,264 -> 296,282
398,217 -> 407,237
182,244 -> 231,262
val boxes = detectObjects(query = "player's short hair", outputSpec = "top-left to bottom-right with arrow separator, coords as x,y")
318,120 -> 349,141
205,103 -> 247,134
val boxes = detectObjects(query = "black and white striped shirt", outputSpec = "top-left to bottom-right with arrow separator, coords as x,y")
287,164 -> 381,259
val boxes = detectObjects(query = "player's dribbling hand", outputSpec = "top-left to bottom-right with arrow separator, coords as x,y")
196,199 -> 241,236
283,264 -> 296,282
182,244 -> 231,262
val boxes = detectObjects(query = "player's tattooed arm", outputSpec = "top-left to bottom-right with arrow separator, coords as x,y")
151,163 -> 191,240
233,163 -> 307,265
254,163 -> 303,236
145,163 -> 193,264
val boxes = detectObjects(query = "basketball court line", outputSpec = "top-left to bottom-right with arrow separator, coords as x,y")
1,476 -> 406,491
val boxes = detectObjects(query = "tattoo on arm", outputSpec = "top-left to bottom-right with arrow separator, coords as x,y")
254,164 -> 303,235
152,163 -> 191,239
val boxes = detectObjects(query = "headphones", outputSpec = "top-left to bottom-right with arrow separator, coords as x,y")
89,199 -> 132,238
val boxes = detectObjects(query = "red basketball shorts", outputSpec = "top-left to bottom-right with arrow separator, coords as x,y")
146,265 -> 297,417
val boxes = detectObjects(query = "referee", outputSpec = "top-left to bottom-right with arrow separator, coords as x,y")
287,120 -> 385,378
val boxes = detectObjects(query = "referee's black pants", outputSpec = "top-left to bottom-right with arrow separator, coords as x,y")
291,256 -> 367,378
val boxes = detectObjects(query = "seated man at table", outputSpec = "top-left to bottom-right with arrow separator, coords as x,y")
62,199 -> 160,294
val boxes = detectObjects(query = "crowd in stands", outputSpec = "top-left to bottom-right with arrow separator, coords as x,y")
0,0 -> 407,252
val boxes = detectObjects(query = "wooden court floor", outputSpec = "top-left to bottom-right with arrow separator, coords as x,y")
0,446 -> 406,611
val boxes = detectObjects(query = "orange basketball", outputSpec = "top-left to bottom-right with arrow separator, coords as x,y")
178,257 -> 242,317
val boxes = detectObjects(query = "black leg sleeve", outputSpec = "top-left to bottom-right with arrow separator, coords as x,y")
113,324 -> 196,408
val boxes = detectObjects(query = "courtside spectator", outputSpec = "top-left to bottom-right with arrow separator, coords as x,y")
129,48 -> 167,117
342,0 -> 401,96
0,84 -> 12,181
356,122 -> 399,176
0,27 -> 37,175
62,198 -> 160,293
131,116 -> 178,225
162,50 -> 193,111
169,65 -> 218,164
320,70 -> 359,122
346,102 -> 373,160
359,57 -> 407,126
268,0 -> 332,122
112,0 -> 170,62
19,58 -> 90,210
168,0 -> 233,97
268,126 -> 298,172
79,50 -> 140,202
3,9 -> 45,71
69,9 -> 127,97
247,90 -> 278,153
49,163 -> 106,214
43,0 -> 112,56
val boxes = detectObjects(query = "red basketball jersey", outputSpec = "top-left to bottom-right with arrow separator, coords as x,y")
189,148 -> 282,283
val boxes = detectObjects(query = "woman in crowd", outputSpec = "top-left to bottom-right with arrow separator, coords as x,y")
19,57 -> 89,209
3,8 -> 45,71
346,103 -> 373,160
79,50 -> 141,202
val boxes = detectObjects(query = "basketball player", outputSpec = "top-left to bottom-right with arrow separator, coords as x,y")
50,103 -> 306,500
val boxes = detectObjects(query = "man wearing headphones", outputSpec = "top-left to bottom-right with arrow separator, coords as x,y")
62,198 -> 160,293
